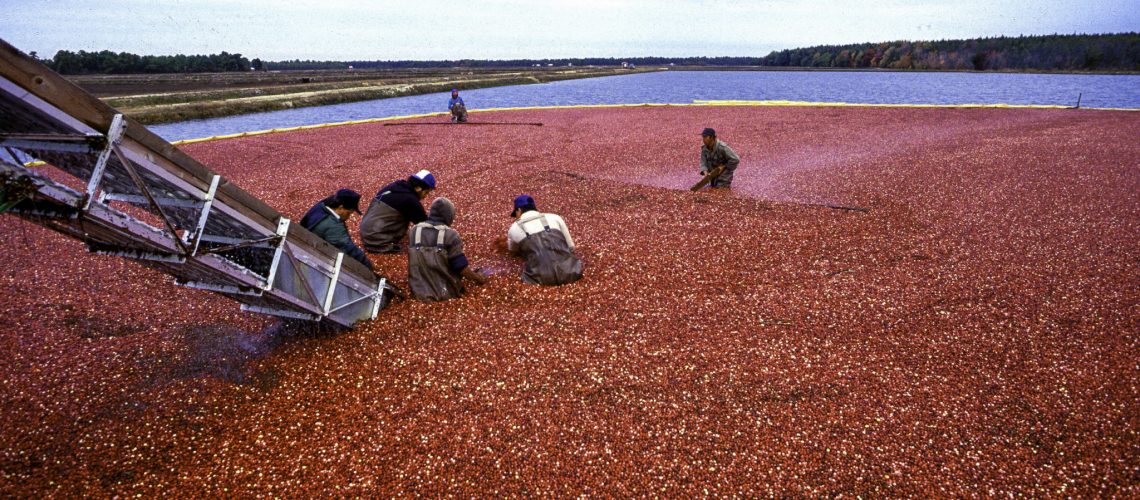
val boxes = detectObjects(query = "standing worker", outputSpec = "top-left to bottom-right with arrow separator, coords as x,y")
360,170 -> 436,254
448,88 -> 468,123
407,197 -> 488,301
299,188 -> 373,270
507,194 -> 583,285
699,127 -> 741,189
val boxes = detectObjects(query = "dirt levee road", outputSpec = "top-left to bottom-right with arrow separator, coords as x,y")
67,67 -> 650,123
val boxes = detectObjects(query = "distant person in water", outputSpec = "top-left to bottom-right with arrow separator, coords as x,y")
299,188 -> 373,270
360,170 -> 436,254
699,127 -> 741,189
448,88 -> 468,123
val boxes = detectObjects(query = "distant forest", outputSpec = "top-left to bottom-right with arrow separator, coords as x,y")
758,33 -> 1139,71
39,50 -> 260,74
37,32 -> 1139,74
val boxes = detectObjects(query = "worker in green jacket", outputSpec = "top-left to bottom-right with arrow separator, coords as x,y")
299,189 -> 373,270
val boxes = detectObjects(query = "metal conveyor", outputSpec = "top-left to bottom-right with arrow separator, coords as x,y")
0,39 -> 390,327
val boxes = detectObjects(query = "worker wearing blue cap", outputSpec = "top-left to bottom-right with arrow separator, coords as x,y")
506,194 -> 582,285
448,88 -> 468,123
699,127 -> 741,189
300,188 -> 373,269
360,169 -> 436,254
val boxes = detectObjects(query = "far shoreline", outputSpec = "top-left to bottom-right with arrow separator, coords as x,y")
69,65 -> 1138,125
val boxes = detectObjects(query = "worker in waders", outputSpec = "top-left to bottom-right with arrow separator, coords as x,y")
699,127 -> 740,189
299,188 -> 374,270
360,170 -> 435,254
507,194 -> 583,286
448,88 -> 468,123
407,197 -> 488,301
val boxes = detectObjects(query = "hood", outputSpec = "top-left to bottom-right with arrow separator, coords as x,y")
427,197 -> 455,226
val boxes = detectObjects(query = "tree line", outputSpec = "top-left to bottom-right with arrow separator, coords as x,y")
758,33 -> 1139,71
40,50 -> 259,74
267,56 -> 761,71
35,32 -> 1138,74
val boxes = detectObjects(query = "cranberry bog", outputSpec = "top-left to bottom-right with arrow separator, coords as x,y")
1,105 -> 1136,496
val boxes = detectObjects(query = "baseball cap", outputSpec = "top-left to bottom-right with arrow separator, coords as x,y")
511,194 -> 536,216
701,127 -> 716,137
410,169 -> 436,190
334,188 -> 362,214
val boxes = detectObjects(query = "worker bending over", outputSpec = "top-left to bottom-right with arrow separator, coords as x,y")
699,127 -> 741,189
507,194 -> 583,286
407,197 -> 488,301
360,170 -> 435,254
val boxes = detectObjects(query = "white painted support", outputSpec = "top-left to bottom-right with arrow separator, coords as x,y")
103,193 -> 205,208
188,174 -> 220,255
372,278 -> 388,319
175,279 -> 263,296
328,287 -> 381,314
280,241 -> 324,308
262,217 -> 291,290
240,304 -> 320,321
109,143 -> 190,256
114,144 -> 276,237
323,253 -> 344,314
82,113 -> 125,211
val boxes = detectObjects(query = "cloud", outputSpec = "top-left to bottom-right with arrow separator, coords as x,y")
4,0 -> 1137,61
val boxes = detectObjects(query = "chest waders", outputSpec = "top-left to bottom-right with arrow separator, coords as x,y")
408,223 -> 463,301
360,196 -> 407,253
518,214 -> 583,286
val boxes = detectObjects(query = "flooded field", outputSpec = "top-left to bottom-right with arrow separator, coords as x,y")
1,105 -> 1137,496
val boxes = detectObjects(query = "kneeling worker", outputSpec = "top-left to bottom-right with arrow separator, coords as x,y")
360,170 -> 436,254
507,194 -> 583,285
448,88 -> 468,123
408,197 -> 488,301
299,188 -> 373,270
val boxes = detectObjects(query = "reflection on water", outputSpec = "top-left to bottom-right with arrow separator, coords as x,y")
151,70 -> 1140,141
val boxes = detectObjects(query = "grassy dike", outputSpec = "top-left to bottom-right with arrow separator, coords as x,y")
85,67 -> 655,124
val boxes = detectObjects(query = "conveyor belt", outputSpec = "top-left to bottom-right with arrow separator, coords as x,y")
0,38 -> 389,327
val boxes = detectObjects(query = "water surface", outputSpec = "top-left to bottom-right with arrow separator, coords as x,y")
151,70 -> 1140,141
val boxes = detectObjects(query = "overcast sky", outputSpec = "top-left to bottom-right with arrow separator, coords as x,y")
4,0 -> 1138,61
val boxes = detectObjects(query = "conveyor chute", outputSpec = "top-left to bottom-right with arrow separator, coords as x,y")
0,38 -> 389,327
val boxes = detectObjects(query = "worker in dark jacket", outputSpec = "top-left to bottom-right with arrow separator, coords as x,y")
407,197 -> 487,301
506,194 -> 582,286
699,127 -> 741,189
299,188 -> 373,269
360,169 -> 436,254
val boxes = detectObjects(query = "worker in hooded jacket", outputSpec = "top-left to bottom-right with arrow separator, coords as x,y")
506,194 -> 583,286
360,169 -> 436,254
407,197 -> 488,301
